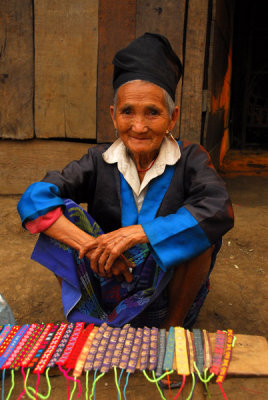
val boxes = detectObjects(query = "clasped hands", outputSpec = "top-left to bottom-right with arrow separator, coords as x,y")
79,225 -> 149,282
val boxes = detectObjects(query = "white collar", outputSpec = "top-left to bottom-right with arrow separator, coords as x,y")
102,136 -> 181,196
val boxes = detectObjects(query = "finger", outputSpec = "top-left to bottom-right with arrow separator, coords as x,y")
86,247 -> 103,275
100,239 -> 126,273
120,254 -> 136,269
110,263 -> 121,276
122,269 -> 133,283
110,260 -> 133,283
79,240 -> 97,259
97,251 -> 111,277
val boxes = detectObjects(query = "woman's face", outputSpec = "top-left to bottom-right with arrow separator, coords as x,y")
110,81 -> 179,160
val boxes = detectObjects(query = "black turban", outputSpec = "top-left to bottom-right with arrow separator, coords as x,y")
113,32 -> 183,101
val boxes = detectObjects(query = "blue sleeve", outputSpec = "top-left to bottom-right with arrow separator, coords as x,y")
141,206 -> 211,272
17,182 -> 64,226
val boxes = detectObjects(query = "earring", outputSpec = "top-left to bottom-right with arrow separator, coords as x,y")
115,129 -> 118,138
166,130 -> 172,137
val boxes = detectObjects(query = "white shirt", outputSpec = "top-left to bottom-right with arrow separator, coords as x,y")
102,136 -> 181,211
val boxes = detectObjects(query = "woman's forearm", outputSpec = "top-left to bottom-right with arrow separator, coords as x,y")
43,214 -> 96,257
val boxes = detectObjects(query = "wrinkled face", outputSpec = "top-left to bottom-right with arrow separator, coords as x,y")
110,81 -> 178,159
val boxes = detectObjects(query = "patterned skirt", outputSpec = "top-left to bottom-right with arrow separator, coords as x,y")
31,199 -> 220,328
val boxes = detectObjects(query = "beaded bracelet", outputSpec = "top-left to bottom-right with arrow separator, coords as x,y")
149,327 -> 159,371
175,327 -> 190,376
216,329 -> 233,383
139,326 -> 151,371
155,328 -> 166,377
163,327 -> 175,371
0,325 -> 30,369
2,324 -> 38,369
125,328 -> 143,373
210,330 -> 226,376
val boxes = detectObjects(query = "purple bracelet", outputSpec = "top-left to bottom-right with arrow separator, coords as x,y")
126,327 -> 143,373
119,327 -> 136,370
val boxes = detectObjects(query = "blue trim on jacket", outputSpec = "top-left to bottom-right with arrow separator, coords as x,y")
17,182 -> 64,226
120,168 -> 210,271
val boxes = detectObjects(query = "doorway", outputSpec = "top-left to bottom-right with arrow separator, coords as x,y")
230,0 -> 268,148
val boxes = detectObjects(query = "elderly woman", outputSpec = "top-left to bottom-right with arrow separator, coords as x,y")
18,33 -> 234,329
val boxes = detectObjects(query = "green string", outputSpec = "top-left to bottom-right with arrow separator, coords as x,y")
114,367 -> 121,400
70,379 -> 77,400
5,370 -> 15,400
24,368 -> 36,400
117,369 -> 124,400
86,371 -> 89,400
185,373 -> 195,400
151,371 -> 167,400
232,335 -> 237,347
203,368 -> 208,395
27,368 -> 52,399
203,368 -> 211,397
89,372 -> 105,400
193,362 -> 214,383
143,369 -> 174,383
222,331 -> 236,347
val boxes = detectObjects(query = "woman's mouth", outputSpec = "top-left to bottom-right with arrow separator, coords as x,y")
129,136 -> 150,141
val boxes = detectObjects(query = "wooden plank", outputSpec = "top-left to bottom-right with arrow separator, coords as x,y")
136,0 -> 186,139
220,150 -> 268,177
203,21 -> 231,168
0,0 -> 34,139
209,333 -> 268,376
213,0 -> 234,49
170,332 -> 268,377
35,0 -> 98,139
203,0 -> 234,166
136,1 -> 185,60
204,108 -> 225,168
97,0 -> 136,143
0,140 -> 93,195
209,21 -> 229,105
180,0 -> 209,143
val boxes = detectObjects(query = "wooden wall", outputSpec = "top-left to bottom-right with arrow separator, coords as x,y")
0,0 -> 233,163
0,1 -> 34,139
179,0 -> 209,142
202,0 -> 234,167
97,0 -> 137,142
35,0 -> 98,139
0,0 -> 187,142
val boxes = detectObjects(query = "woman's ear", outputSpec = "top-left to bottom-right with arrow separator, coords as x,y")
169,106 -> 179,131
110,105 -> 117,129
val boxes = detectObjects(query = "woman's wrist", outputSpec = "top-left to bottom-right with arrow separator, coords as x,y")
44,214 -> 96,255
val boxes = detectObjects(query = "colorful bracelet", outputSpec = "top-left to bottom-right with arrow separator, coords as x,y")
210,330 -> 226,376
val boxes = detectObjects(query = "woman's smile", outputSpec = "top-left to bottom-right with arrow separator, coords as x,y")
129,136 -> 151,141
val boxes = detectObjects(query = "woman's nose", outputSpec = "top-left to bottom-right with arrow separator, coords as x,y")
131,116 -> 148,133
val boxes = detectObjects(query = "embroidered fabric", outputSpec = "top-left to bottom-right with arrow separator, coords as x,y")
31,199 -> 219,329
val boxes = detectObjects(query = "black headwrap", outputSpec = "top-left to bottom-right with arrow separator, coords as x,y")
113,33 -> 183,101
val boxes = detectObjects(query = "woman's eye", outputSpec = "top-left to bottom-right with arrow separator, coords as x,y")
148,108 -> 159,116
121,108 -> 131,115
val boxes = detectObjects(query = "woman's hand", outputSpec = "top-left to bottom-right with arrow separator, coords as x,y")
90,255 -> 134,282
44,216 -> 148,282
84,225 -> 149,277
